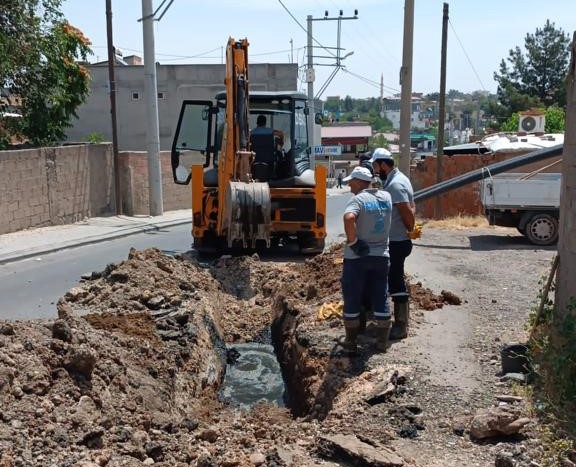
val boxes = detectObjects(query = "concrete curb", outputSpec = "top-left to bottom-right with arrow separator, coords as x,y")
0,218 -> 192,266
1,191 -> 347,265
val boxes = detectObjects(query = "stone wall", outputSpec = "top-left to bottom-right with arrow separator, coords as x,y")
410,151 -> 563,219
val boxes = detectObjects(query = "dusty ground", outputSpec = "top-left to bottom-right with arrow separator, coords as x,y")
0,225 -> 561,466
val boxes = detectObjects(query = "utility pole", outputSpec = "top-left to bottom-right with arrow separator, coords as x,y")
141,0 -> 163,216
306,15 -> 315,164
555,31 -> 576,326
306,10 -> 358,164
436,2 -> 449,218
106,0 -> 121,215
399,0 -> 414,176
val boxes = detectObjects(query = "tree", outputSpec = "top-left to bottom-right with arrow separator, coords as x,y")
368,134 -> 389,150
343,95 -> 353,112
494,20 -> 570,115
0,0 -> 91,147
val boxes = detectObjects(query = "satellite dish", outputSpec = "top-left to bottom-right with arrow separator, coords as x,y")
520,116 -> 536,132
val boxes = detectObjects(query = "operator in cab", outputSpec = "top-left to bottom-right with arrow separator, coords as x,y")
251,114 -> 284,149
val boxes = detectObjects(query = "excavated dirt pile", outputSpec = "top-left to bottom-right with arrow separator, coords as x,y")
0,245 -> 459,466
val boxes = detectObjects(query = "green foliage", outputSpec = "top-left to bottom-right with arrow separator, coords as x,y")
530,294 -> 576,460
0,134 -> 9,150
527,264 -> 576,465
494,20 -> 570,116
501,113 -> 520,132
86,132 -> 104,144
368,134 -> 389,150
343,95 -> 353,112
537,425 -> 575,467
0,1 -> 92,147
544,106 -> 566,133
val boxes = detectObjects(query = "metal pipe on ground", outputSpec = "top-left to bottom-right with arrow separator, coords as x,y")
414,144 -> 564,203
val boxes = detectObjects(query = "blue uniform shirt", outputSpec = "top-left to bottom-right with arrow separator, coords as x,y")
343,188 -> 392,259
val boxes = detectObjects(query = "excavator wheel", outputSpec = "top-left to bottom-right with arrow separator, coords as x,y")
297,234 -> 325,255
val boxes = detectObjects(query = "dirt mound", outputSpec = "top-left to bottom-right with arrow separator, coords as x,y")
0,244 -> 461,466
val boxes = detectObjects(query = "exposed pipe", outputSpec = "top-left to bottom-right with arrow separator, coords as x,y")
414,144 -> 564,202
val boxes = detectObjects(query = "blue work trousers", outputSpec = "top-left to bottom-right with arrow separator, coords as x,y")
388,240 -> 413,303
342,256 -> 390,321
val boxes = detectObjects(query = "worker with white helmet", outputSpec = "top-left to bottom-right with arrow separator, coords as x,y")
339,166 -> 393,353
370,147 -> 415,340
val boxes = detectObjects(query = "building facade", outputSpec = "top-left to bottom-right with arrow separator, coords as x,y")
66,63 -> 299,151
383,96 -> 431,130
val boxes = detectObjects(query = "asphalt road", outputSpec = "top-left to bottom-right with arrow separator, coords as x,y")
0,194 -> 351,321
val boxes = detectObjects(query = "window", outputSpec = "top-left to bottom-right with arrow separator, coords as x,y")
131,91 -> 140,101
157,92 -> 166,100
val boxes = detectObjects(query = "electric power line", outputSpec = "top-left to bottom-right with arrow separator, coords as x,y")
448,19 -> 487,91
276,0 -> 336,58
343,69 -> 400,94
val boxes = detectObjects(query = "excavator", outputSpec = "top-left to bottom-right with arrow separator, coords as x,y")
170,38 -> 326,254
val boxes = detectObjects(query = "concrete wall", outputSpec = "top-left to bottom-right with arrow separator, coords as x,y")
411,151 -> 563,219
66,63 -> 299,151
0,144 -> 115,235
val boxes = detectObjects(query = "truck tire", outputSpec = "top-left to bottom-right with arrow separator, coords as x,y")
525,213 -> 558,246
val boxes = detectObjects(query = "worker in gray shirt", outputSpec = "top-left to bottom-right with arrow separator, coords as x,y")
370,148 -> 415,340
339,166 -> 393,353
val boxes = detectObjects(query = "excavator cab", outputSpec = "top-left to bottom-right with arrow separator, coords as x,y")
170,38 -> 326,254
171,100 -> 219,185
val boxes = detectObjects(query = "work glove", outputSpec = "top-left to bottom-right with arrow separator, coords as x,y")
348,238 -> 370,257
407,223 -> 423,240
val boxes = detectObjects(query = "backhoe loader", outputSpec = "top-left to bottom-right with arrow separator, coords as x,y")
170,38 -> 326,254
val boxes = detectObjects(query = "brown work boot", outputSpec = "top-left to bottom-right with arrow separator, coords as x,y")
390,302 -> 409,340
338,319 -> 360,353
375,319 -> 392,352
358,309 -> 367,335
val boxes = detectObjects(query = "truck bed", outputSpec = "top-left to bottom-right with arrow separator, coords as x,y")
480,173 -> 561,209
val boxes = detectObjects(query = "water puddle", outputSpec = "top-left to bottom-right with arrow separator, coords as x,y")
220,342 -> 285,409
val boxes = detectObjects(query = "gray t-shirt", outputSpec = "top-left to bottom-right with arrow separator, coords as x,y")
343,188 -> 392,259
383,168 -> 414,241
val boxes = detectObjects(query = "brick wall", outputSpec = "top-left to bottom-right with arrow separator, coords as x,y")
410,151 -> 563,219
0,144 -> 115,235
118,151 -> 191,216
0,144 -> 195,235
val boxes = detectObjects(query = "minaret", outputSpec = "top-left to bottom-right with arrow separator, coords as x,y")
380,73 -> 384,118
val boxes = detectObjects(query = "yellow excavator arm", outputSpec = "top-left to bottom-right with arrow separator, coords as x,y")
217,38 -> 272,248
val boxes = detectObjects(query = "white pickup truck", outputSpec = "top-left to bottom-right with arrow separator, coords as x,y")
479,172 -> 561,246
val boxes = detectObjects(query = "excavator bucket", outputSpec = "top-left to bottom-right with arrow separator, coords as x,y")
223,181 -> 271,248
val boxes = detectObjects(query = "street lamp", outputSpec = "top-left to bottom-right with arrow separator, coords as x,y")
340,51 -> 354,63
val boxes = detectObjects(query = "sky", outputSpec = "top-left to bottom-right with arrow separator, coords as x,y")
60,0 -> 574,100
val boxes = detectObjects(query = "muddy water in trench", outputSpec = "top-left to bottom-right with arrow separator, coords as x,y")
219,342 -> 286,409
